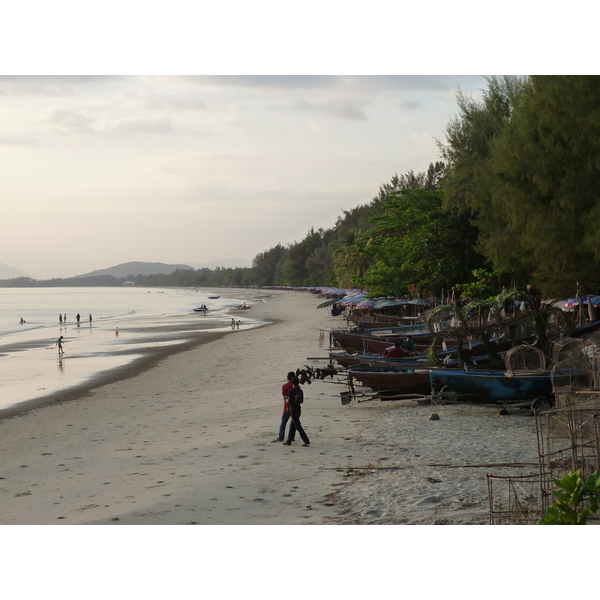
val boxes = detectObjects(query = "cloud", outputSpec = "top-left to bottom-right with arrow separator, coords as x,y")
181,75 -> 484,95
398,99 -> 421,110
287,98 -> 368,120
0,76 -> 119,97
0,134 -> 38,148
47,105 -> 94,130
95,115 -> 172,135
43,104 -> 171,136
183,75 -> 340,90
126,91 -> 208,112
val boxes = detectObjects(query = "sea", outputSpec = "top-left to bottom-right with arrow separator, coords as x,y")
0,286 -> 267,413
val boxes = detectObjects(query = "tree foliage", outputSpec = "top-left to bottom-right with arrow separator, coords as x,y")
484,76 -> 600,295
441,75 -> 600,297
356,189 -> 485,297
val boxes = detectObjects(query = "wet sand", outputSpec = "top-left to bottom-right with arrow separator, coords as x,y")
1,289 -> 543,526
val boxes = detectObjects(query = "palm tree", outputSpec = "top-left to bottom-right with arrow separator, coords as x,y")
333,230 -> 373,288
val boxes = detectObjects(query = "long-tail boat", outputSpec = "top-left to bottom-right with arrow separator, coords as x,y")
428,368 -> 558,410
348,367 -> 432,395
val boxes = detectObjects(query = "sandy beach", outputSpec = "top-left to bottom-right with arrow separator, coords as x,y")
0,288 -> 546,527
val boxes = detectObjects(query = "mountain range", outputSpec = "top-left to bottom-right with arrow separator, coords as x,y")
76,259 -> 252,278
0,262 -> 31,279
0,259 -> 253,281
76,262 -> 195,279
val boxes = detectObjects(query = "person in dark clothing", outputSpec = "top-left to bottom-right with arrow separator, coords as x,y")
283,377 -> 310,447
526,284 -> 541,311
273,371 -> 296,442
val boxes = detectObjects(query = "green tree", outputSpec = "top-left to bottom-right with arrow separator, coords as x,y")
484,76 -> 600,295
440,76 -> 531,288
276,228 -> 332,286
357,189 -> 485,297
332,229 -> 373,288
252,244 -> 287,286
440,76 -> 527,215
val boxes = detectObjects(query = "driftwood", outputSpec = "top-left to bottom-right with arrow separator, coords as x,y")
321,463 -> 537,471
319,466 -> 414,471
429,462 -> 537,468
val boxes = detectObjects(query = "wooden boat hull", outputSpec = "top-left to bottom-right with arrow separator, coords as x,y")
347,314 -> 422,327
331,352 -> 432,371
330,351 -> 499,371
331,330 -> 434,353
349,368 -> 431,394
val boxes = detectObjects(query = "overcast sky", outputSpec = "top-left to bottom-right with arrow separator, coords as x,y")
0,75 -> 488,279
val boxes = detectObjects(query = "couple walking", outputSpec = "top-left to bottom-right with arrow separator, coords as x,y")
274,371 -> 310,446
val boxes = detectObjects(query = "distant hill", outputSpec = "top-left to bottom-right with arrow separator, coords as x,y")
186,258 -> 252,270
76,262 -> 195,279
0,262 -> 31,279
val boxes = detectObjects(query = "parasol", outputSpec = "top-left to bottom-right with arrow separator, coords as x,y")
357,299 -> 375,308
317,299 -> 336,308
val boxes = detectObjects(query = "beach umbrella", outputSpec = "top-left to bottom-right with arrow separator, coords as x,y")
357,299 -> 375,308
341,294 -> 366,306
373,299 -> 402,309
407,298 -> 430,306
317,299 -> 335,308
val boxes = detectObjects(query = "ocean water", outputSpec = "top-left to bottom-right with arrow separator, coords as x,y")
0,287 -> 252,337
0,287 -> 266,412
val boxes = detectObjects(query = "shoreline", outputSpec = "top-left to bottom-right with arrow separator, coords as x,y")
0,328 -> 234,421
0,289 -> 349,524
0,288 -> 271,417
0,289 -> 543,525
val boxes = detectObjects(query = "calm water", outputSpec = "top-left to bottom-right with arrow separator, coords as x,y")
0,287 -> 252,337
0,287 -> 267,411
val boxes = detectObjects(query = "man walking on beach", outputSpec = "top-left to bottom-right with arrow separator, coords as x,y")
283,377 -> 310,447
273,371 -> 295,442
56,335 -> 65,355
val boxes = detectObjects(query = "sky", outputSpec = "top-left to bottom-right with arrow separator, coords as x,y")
4,1 -> 584,281
0,74 -> 487,279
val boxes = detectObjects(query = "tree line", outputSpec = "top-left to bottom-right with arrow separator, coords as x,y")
3,76 -> 599,299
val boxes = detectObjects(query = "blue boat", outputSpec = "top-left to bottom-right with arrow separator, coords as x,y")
429,369 -> 558,410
